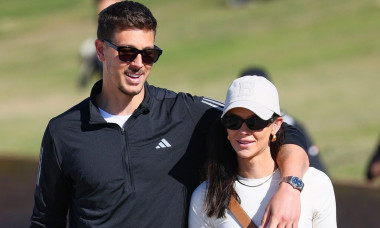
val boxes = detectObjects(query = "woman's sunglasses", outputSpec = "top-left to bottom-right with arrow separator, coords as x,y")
221,114 -> 276,131
102,39 -> 163,65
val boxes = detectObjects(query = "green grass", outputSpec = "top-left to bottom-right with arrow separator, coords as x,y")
0,0 -> 379,183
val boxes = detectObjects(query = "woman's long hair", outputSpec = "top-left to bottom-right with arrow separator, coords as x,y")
204,116 -> 284,218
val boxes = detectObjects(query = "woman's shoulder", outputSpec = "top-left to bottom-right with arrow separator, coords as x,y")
303,167 -> 334,192
304,167 -> 331,181
189,181 -> 208,215
191,181 -> 208,200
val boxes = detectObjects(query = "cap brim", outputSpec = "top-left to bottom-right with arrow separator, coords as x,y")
222,100 -> 274,120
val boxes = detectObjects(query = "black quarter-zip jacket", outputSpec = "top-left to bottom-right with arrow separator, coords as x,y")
30,80 -> 307,228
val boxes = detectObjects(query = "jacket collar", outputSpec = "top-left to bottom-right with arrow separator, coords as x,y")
88,80 -> 151,125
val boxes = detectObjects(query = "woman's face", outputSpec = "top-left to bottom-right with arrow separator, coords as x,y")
226,108 -> 276,160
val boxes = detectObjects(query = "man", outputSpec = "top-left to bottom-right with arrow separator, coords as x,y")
30,1 -> 309,227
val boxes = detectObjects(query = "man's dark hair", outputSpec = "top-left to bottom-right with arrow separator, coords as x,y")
97,1 -> 157,40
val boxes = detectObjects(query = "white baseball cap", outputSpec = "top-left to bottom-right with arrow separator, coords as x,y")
221,75 -> 281,120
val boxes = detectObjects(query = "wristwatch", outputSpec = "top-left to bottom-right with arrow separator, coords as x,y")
280,176 -> 304,192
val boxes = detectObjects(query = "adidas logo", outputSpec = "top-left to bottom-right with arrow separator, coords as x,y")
155,138 -> 171,149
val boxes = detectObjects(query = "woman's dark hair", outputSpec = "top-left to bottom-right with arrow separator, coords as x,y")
97,1 -> 157,40
269,115 -> 285,162
204,115 -> 284,218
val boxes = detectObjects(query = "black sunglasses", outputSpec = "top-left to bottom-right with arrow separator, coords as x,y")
221,114 -> 276,131
102,39 -> 163,64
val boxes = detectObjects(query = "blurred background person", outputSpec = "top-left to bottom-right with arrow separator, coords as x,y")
96,0 -> 120,13
78,0 -> 120,87
239,66 -> 328,174
366,136 -> 380,182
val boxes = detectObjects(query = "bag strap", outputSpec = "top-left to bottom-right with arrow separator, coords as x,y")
228,195 -> 259,228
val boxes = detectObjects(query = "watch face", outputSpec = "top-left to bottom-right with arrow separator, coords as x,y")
290,177 -> 304,189
281,176 -> 304,191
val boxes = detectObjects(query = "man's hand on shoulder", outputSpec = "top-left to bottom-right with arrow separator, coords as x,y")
259,183 -> 301,228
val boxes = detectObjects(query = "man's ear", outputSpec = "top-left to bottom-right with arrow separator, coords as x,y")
95,39 -> 105,62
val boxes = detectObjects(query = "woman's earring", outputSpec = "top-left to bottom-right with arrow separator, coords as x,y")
227,135 -> 230,140
271,134 -> 277,142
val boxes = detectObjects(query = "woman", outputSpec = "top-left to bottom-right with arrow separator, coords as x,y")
189,76 -> 336,228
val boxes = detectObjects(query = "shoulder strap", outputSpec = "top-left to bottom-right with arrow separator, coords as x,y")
228,195 -> 259,228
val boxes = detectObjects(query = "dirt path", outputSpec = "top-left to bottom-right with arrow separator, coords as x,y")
1,157 -> 380,227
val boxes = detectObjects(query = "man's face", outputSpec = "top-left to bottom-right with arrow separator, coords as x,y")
99,29 -> 156,98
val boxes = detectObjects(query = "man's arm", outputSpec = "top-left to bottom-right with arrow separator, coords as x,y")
260,123 -> 309,228
277,144 -> 309,177
277,122 -> 309,177
30,124 -> 70,228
